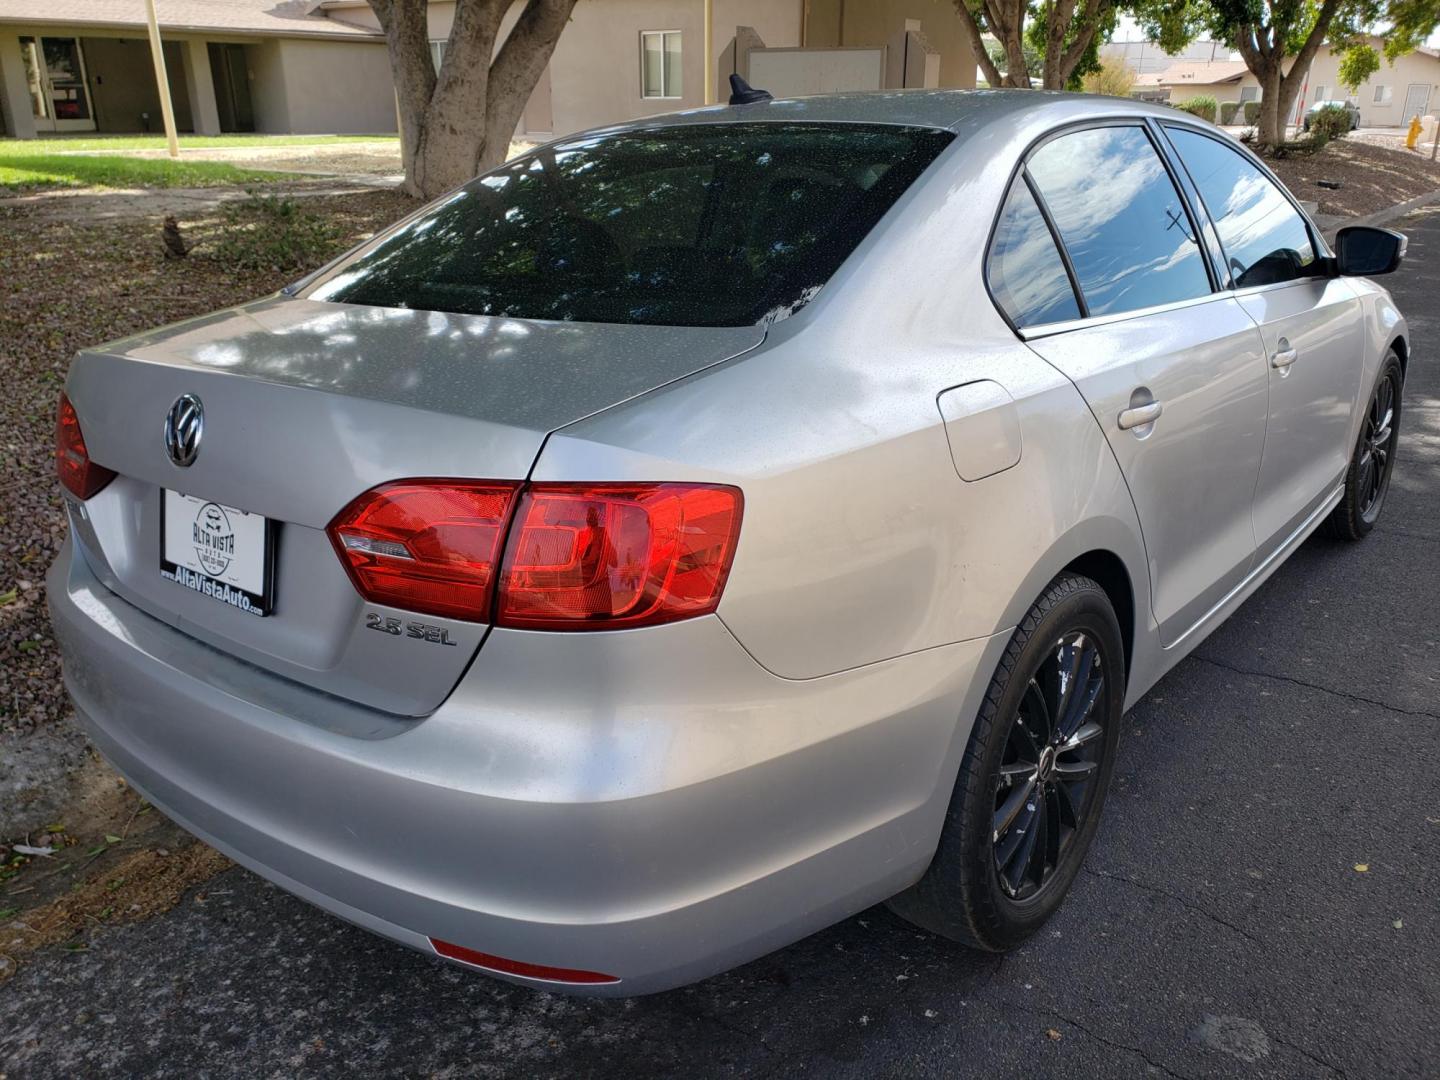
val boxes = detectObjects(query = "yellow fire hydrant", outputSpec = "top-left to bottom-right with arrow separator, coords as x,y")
1406,114 -> 1423,149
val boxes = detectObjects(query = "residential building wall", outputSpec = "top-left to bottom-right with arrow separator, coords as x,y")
242,38 -> 290,133
271,38 -> 394,133
79,37 -> 193,133
1296,47 -> 1440,126
331,0 -> 804,138
803,0 -> 977,88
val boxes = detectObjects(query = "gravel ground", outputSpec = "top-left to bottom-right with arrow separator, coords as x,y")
0,190 -> 415,741
1264,135 -> 1440,217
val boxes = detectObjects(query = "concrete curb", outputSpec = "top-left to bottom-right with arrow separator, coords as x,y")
1316,186 -> 1440,239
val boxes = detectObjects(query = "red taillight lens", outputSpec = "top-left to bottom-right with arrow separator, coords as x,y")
496,483 -> 742,631
327,479 -> 742,629
55,392 -> 116,500
327,480 -> 520,622
429,937 -> 619,984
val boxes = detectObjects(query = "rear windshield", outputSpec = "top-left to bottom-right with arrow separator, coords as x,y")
306,122 -> 953,327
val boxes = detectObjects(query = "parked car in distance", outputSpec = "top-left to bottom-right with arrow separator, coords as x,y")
1303,99 -> 1362,131
50,89 -> 1408,996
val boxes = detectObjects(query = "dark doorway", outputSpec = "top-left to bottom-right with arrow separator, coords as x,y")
208,43 -> 253,132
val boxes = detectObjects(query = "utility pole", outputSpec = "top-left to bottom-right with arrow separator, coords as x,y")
703,0 -> 714,104
144,0 -> 180,158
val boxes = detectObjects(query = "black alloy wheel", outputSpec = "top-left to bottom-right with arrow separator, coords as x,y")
993,632 -> 1108,900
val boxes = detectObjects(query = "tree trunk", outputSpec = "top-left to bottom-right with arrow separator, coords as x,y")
1231,0 -> 1345,150
369,0 -> 577,200
1256,67 -> 1285,146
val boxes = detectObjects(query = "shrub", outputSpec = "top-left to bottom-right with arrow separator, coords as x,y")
1243,100 -> 1261,126
1308,104 -> 1352,147
1081,60 -> 1136,98
1177,95 -> 1218,123
210,191 -> 342,272
1220,101 -> 1241,125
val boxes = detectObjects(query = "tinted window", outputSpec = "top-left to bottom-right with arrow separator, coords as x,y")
308,123 -> 953,327
1027,126 -> 1211,316
1166,127 -> 1316,289
988,177 -> 1081,327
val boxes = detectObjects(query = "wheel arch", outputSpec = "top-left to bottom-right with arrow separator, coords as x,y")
1389,333 -> 1409,378
1062,550 -> 1135,684
993,515 -> 1150,694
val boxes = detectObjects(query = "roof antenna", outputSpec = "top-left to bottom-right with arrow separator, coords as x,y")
728,73 -> 773,105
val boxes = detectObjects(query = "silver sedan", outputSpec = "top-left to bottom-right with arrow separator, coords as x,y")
49,89 -> 1408,994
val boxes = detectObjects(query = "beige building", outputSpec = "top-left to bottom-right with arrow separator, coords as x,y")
1,0 -> 977,142
1132,39 -> 1440,128
0,0 -> 394,139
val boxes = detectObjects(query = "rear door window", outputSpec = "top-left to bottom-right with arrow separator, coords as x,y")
987,176 -> 1081,328
1164,126 -> 1316,288
308,123 -> 954,327
1026,126 -> 1212,317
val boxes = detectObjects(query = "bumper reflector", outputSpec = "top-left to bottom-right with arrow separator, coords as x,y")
429,937 -> 620,985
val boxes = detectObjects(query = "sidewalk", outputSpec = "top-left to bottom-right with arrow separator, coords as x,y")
2,175 -> 401,222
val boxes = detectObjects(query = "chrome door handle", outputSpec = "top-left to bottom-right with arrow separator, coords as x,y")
1271,347 -> 1298,369
1117,401 -> 1163,430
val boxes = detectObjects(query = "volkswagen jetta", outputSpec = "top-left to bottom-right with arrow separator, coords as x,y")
49,90 -> 1408,994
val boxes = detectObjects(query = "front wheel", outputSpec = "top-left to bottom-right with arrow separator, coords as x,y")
888,573 -> 1125,951
1323,351 -> 1403,541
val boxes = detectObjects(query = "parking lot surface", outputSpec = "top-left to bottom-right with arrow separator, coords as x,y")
3,209 -> 1438,1080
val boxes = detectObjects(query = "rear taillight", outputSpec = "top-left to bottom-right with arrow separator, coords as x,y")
497,483 -> 742,630
326,479 -> 742,629
327,480 -> 521,622
56,392 -> 116,500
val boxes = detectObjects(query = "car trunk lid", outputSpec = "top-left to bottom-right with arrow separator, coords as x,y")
64,297 -> 765,715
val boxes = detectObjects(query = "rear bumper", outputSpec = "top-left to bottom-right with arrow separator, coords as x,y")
49,535 -> 1004,995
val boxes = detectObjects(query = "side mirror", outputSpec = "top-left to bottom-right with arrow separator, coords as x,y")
1335,226 -> 1407,276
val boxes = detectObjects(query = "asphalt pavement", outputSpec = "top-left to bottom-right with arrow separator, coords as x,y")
3,209 -> 1438,1080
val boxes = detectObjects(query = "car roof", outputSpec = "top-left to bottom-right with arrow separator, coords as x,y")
582,88 -> 1186,137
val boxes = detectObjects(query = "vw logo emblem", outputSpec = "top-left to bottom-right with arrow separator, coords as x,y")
164,394 -> 204,467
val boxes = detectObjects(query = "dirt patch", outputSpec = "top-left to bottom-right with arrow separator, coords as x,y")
1263,136 -> 1440,218
2,744 -> 230,984
1,842 -> 230,982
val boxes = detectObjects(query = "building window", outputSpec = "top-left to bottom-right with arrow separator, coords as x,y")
1374,84 -> 1392,105
430,40 -> 446,72
1239,85 -> 1259,103
641,31 -> 681,98
1313,86 -> 1327,102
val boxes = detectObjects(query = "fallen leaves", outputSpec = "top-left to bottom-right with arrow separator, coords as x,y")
0,189 -> 414,738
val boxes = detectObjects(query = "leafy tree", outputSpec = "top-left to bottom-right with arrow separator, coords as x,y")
367,0 -> 578,199
1150,1 -> 1440,148
985,37 -> 1044,83
1336,41 -> 1381,91
960,1 -> 1193,91
958,1 -> 1119,89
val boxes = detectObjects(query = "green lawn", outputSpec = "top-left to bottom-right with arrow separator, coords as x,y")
0,133 -> 397,155
0,134 -> 397,191
0,154 -> 292,191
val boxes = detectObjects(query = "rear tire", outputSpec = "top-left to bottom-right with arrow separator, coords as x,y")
1322,350 -> 1403,542
888,573 -> 1124,951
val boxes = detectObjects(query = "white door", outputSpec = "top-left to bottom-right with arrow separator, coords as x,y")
1402,83 -> 1430,121
19,36 -> 96,133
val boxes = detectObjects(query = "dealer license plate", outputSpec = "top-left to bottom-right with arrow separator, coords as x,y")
160,490 -> 274,617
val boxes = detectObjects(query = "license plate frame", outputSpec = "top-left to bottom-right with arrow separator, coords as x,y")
159,490 -> 276,617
